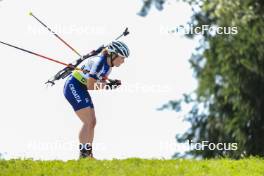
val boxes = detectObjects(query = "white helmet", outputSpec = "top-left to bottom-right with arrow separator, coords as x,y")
107,41 -> 130,58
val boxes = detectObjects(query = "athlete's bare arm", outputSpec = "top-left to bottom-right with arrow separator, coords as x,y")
87,77 -> 106,90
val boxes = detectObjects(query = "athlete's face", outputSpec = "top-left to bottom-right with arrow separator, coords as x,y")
113,56 -> 125,67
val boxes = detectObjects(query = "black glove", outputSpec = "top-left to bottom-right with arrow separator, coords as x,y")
106,79 -> 121,89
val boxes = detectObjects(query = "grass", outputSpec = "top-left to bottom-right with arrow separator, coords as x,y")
0,157 -> 264,176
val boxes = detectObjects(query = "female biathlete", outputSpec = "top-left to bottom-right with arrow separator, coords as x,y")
63,41 -> 130,159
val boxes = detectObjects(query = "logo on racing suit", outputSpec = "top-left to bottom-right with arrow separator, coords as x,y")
69,84 -> 82,103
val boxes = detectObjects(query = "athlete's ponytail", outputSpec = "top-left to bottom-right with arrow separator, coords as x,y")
101,48 -> 118,58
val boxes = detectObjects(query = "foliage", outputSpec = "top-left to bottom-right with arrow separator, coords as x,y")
138,0 -> 166,17
0,158 -> 264,176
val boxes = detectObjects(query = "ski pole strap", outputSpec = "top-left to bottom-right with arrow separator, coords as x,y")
72,71 -> 87,85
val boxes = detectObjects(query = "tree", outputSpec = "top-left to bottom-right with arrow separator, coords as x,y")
140,0 -> 264,158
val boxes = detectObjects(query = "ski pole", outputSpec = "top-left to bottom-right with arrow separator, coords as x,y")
0,41 -> 112,84
30,11 -> 129,56
29,12 -> 82,57
0,40 -> 79,70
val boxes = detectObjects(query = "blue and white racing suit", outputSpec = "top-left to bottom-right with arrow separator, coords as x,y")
63,55 -> 111,111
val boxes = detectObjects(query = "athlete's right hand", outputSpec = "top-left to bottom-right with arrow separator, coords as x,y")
106,79 -> 121,89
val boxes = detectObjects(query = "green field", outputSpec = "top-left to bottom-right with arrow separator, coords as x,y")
0,157 -> 264,176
